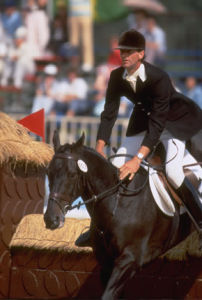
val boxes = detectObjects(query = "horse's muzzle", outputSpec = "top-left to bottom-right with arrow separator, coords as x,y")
44,211 -> 64,230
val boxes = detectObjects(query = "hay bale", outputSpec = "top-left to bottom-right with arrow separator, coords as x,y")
10,214 -> 202,260
162,231 -> 202,261
10,214 -> 92,254
0,112 -> 54,167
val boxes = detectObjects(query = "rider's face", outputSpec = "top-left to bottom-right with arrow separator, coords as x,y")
120,49 -> 144,73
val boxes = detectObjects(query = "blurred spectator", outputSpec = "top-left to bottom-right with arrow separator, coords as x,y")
93,36 -> 121,105
107,36 -> 122,66
1,0 -> 23,41
142,15 -> 167,67
0,26 -> 35,88
67,0 -> 94,73
48,1 -> 67,55
31,64 -> 59,115
58,42 -> 80,69
184,76 -> 202,109
127,9 -> 148,32
22,0 -> 50,59
51,67 -> 89,117
0,19 -> 8,78
0,42 -> 7,79
49,14 -> 67,55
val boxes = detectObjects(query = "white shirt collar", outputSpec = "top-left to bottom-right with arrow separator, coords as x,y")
123,63 -> 146,82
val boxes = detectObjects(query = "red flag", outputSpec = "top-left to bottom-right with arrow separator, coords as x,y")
18,109 -> 45,142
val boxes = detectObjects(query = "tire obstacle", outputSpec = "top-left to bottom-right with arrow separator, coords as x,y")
9,214 -> 202,299
0,112 -> 53,299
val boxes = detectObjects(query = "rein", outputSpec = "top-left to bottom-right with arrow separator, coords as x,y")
108,140 -> 202,171
49,151 -> 149,213
49,146 -> 202,213
49,181 -> 123,213
49,152 -> 123,213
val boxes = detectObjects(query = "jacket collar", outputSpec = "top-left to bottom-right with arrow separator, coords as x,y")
122,63 -> 146,83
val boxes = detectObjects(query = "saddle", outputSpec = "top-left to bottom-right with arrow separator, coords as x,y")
147,144 -> 202,217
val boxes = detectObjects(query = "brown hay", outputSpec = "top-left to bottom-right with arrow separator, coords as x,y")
0,112 -> 54,167
10,214 -> 202,260
162,231 -> 202,261
10,214 -> 92,254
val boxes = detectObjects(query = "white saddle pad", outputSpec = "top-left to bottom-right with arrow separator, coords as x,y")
149,168 -> 176,216
148,153 -> 202,217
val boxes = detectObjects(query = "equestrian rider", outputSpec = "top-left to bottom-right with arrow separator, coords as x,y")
76,29 -> 202,247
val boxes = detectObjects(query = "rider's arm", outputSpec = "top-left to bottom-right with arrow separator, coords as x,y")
96,139 -> 106,158
119,145 -> 150,180
135,145 -> 151,162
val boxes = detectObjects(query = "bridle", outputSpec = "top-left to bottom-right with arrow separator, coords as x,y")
48,153 -> 80,214
48,152 -> 123,214
48,151 -> 148,215
48,143 -> 202,215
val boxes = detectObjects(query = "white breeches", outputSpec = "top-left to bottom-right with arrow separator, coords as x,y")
112,130 -> 201,189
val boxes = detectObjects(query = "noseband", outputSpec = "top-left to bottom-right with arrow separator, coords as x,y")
48,152 -> 79,214
49,192 -> 72,215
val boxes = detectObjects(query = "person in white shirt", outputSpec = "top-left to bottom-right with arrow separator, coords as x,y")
51,67 -> 89,116
142,15 -> 167,67
1,26 -> 35,88
23,0 -> 50,59
31,64 -> 59,115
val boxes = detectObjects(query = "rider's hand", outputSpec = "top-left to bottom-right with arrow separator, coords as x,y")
96,139 -> 107,158
119,157 -> 141,180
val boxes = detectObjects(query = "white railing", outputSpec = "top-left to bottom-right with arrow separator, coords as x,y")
10,114 -> 129,156
46,116 -> 129,156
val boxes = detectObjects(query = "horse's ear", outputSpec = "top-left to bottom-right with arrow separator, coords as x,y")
75,132 -> 85,148
53,130 -> 60,152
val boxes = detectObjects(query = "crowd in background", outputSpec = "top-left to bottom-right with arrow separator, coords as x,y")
0,0 -> 202,118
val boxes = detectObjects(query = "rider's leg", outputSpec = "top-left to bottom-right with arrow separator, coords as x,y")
162,136 -> 202,241
177,178 -> 202,233
183,149 -> 202,182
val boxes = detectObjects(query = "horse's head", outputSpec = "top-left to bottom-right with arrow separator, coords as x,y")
44,130 -> 87,230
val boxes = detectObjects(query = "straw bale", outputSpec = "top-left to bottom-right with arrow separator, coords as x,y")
10,214 -> 92,254
0,112 -> 54,167
10,214 -> 202,260
162,230 -> 202,261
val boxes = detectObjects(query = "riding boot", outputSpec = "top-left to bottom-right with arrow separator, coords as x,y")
176,177 -> 202,248
75,228 -> 92,247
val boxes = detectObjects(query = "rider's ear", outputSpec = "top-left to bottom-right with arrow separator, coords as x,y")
53,130 -> 60,152
75,132 -> 85,148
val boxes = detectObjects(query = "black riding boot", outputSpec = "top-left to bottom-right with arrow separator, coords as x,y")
75,229 -> 92,247
176,177 -> 202,247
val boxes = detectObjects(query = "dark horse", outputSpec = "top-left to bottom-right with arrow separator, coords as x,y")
44,131 -> 194,300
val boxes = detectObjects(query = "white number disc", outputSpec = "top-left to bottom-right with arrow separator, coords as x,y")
77,159 -> 88,173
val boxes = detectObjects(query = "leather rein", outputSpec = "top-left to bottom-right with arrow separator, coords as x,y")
48,153 -> 123,215
48,149 -> 202,215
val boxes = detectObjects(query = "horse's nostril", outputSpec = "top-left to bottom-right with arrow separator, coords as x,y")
44,214 -> 60,230
54,216 -> 60,227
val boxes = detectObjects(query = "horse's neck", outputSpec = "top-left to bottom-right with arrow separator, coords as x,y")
81,149 -> 118,199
